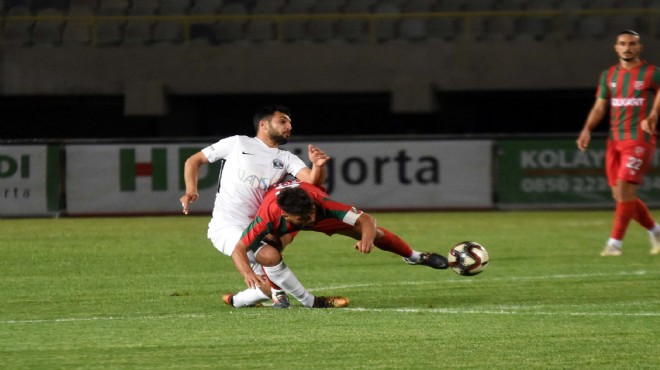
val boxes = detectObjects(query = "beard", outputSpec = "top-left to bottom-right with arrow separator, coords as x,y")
267,124 -> 290,145
270,133 -> 289,145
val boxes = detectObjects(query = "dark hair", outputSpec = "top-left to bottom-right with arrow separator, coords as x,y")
253,105 -> 291,132
277,187 -> 314,216
619,30 -> 640,39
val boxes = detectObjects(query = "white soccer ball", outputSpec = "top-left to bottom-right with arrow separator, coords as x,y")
448,241 -> 489,276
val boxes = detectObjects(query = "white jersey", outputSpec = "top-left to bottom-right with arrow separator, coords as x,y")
202,136 -> 307,236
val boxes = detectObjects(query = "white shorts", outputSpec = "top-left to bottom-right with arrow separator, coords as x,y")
209,225 -> 263,275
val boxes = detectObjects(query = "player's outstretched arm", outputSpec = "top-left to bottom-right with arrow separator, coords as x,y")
179,151 -> 208,214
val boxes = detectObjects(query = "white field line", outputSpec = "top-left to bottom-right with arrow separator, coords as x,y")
2,313 -> 210,325
307,270 -> 657,292
2,271 -> 659,325
343,307 -> 660,317
4,304 -> 659,325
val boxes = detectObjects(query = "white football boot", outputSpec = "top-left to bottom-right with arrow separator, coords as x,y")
600,244 -> 622,257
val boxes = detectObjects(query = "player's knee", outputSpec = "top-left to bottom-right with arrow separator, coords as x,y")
254,245 -> 282,266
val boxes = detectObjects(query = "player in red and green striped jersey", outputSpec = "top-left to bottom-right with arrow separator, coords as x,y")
577,30 -> 660,256
225,180 -> 448,308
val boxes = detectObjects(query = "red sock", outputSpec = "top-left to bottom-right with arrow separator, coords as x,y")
611,201 -> 636,240
374,228 -> 413,258
634,198 -> 655,230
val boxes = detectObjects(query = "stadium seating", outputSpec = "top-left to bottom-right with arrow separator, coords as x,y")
0,0 -> 656,47
212,2 -> 248,44
336,0 -> 377,43
516,0 -> 555,42
427,0 -> 463,42
2,4 -> 33,46
32,7 -> 64,46
307,0 -> 343,42
62,7 -> 93,47
374,1 -> 401,42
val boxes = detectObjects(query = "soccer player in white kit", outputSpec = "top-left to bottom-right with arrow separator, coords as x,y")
180,105 -> 347,308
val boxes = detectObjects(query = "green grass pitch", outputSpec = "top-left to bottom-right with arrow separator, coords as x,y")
2,211 -> 659,369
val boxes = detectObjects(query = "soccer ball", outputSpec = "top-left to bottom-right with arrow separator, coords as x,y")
448,241 -> 489,276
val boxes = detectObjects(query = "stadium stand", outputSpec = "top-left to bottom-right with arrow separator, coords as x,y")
212,1 -> 248,44
483,0 -> 522,42
68,0 -> 98,10
516,0 -> 555,42
462,0 -> 493,41
2,4 -> 33,46
2,0 -> 658,47
336,0 -> 377,43
61,5 -> 93,47
245,0 -> 285,43
281,0 -> 315,43
427,0 -> 463,42
31,7 -> 64,46
3,0 -> 660,134
307,0 -> 343,42
399,0 -> 434,42
33,0 -> 69,11
374,1 -> 401,43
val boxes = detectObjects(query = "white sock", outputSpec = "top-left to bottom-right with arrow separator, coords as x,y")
271,289 -> 284,300
231,288 -> 269,308
648,223 -> 660,235
607,238 -> 622,248
263,261 -> 315,308
405,250 -> 422,262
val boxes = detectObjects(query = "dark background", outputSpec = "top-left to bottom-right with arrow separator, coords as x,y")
0,89 -> 600,139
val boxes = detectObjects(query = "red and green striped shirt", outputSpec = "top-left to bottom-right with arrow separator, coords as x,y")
596,61 -> 660,143
240,181 -> 363,251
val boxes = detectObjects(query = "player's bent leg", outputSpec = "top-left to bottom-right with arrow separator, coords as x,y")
254,245 -> 293,308
222,287 -> 269,308
263,260 -> 315,307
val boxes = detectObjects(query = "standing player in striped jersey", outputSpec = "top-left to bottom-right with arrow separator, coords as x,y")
577,30 -> 660,256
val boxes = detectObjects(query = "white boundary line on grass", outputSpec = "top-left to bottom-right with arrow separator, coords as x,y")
2,313 -> 209,325
308,270 -> 657,292
4,305 -> 659,325
3,270 -> 659,325
343,307 -> 660,317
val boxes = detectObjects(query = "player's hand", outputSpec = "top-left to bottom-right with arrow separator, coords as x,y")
576,130 -> 591,152
354,240 -> 374,254
642,114 -> 658,135
179,192 -> 198,215
308,144 -> 331,167
242,272 -> 268,290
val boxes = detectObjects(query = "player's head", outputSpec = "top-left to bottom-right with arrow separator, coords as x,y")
277,187 -> 316,228
253,105 -> 292,145
615,30 -> 642,63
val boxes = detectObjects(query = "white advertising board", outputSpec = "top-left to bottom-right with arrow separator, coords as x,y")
65,140 -> 493,215
283,140 -> 493,209
0,145 -> 59,217
66,144 -> 211,214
